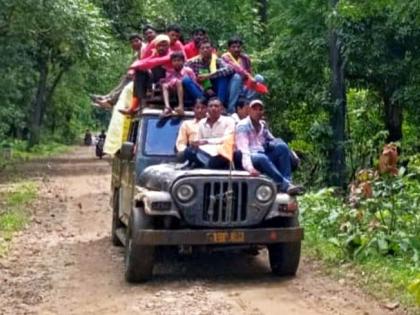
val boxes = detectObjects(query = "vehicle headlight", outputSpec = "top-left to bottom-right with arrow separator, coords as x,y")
256,185 -> 274,203
176,184 -> 195,202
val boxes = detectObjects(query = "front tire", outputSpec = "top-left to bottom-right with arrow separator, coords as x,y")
124,206 -> 155,283
268,217 -> 301,276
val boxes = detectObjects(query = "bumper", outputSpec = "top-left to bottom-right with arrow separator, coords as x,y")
135,227 -> 303,245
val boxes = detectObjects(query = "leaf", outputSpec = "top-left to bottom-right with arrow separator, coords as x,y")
377,237 -> 389,254
407,277 -> 420,305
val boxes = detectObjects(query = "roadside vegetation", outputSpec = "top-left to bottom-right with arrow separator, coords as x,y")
300,178 -> 420,308
0,140 -> 70,171
0,181 -> 38,257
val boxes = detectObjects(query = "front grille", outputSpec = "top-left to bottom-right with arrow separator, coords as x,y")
172,176 -> 274,227
202,181 -> 248,224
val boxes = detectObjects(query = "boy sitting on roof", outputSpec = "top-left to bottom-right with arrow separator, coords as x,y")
160,52 -> 197,117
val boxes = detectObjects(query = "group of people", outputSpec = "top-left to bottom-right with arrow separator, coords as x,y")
176,97 -> 303,195
91,25 -> 265,117
92,24 -> 302,195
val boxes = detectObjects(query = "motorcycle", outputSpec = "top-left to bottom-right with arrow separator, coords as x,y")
96,136 -> 105,159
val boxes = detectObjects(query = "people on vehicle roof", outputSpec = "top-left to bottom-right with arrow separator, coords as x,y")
91,33 -> 142,109
176,98 -> 208,160
120,35 -> 172,116
184,97 -> 235,169
161,52 -> 197,117
143,24 -> 186,59
235,99 -> 303,195
183,39 -> 234,108
222,36 -> 265,114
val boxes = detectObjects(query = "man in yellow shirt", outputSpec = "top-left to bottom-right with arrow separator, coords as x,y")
176,98 -> 208,159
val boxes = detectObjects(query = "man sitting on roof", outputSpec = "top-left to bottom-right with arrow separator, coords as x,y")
140,25 -> 158,59
222,36 -> 265,114
120,35 -> 172,115
184,27 -> 207,60
184,97 -> 235,169
183,40 -> 234,108
235,99 -> 303,195
176,98 -> 208,160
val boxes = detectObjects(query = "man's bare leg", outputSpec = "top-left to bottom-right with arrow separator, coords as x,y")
161,83 -> 173,117
174,81 -> 184,115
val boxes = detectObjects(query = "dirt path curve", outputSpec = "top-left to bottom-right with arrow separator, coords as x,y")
0,146 -> 406,315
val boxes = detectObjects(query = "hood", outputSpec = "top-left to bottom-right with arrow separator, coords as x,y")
137,163 -> 252,191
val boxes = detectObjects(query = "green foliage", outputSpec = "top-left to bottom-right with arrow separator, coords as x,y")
139,0 -> 263,49
0,140 -> 69,171
408,275 -> 420,305
301,174 -> 420,263
300,165 -> 420,307
0,0 -> 122,146
0,181 -> 38,256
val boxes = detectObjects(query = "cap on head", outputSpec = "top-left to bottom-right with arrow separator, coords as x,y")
249,99 -> 264,108
152,34 -> 170,45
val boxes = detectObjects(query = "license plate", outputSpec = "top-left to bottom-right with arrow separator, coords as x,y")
206,231 -> 245,243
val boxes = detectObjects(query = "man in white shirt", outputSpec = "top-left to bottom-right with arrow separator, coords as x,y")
185,97 -> 235,169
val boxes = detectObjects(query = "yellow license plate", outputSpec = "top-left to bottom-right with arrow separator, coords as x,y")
206,231 -> 245,243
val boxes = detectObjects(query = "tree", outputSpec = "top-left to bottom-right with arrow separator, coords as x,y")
0,0 -> 112,146
328,0 -> 347,187
340,1 -> 420,142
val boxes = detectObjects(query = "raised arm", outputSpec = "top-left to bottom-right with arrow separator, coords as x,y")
129,54 -> 170,71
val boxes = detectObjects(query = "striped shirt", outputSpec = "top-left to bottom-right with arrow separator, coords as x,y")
235,117 -> 275,172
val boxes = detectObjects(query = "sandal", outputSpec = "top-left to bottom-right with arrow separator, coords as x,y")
160,107 -> 173,118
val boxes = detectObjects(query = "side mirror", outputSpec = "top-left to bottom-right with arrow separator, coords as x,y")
120,142 -> 134,160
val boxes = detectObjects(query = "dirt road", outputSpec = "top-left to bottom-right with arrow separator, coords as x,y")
0,147 -> 407,315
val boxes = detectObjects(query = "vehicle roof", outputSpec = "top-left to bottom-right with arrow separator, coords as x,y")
140,108 -> 195,118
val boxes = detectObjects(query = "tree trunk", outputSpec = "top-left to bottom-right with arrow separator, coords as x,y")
42,68 -> 66,133
257,0 -> 268,24
328,0 -> 347,188
28,59 -> 48,148
383,94 -> 403,142
257,0 -> 268,46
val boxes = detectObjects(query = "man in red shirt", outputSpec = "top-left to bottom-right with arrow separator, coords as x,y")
184,27 -> 207,59
120,35 -> 172,115
140,25 -> 157,59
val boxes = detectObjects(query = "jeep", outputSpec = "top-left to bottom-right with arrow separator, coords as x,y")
110,107 -> 303,282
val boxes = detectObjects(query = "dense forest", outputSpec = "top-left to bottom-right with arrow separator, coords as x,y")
1,0 -> 419,306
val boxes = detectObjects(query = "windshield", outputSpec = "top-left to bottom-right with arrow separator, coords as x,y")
142,116 -> 184,156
